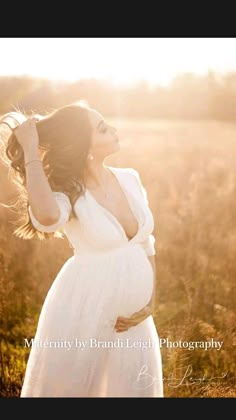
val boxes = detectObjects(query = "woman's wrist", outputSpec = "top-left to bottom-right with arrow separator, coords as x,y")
24,148 -> 40,161
144,301 -> 154,316
144,304 -> 151,315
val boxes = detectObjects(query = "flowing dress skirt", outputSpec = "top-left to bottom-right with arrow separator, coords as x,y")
21,243 -> 163,397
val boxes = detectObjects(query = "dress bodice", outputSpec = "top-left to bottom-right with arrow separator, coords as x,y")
28,167 -> 156,257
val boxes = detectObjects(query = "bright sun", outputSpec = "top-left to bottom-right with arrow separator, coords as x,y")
0,38 -> 236,87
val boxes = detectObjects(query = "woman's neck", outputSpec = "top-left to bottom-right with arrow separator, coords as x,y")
83,160 -> 110,189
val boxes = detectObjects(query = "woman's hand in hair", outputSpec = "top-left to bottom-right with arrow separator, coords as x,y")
14,118 -> 39,153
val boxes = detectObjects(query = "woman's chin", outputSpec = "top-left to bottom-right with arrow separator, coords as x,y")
114,141 -> 120,151
106,142 -> 120,157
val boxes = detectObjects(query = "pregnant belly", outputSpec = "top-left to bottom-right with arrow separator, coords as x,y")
71,244 -> 154,323
113,245 -> 154,318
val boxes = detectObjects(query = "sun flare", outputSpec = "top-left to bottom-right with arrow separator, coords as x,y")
0,38 -> 236,87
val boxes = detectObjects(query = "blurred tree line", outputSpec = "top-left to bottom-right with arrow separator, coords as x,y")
1,71 -> 236,120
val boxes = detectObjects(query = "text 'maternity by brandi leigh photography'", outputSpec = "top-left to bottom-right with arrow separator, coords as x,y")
24,337 -> 224,351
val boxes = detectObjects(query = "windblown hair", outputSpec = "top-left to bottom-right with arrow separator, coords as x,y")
0,101 -> 92,241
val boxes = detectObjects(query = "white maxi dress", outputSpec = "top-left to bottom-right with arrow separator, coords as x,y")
20,166 -> 163,397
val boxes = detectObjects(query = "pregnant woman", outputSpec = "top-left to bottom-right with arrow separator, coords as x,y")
1,102 -> 163,397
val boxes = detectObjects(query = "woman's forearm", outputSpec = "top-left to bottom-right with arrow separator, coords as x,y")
24,148 -> 60,225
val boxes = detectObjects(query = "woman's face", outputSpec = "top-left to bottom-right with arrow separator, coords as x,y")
88,109 -> 120,159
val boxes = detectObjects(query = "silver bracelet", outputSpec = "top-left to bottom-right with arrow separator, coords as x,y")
24,159 -> 42,167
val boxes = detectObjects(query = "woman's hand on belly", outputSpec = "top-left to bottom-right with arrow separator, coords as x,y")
114,304 -> 153,333
114,255 -> 157,333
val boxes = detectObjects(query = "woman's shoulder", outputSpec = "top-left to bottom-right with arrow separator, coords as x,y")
108,165 -> 140,179
109,166 -> 148,202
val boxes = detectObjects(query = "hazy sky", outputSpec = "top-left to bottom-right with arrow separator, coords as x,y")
1,38 -> 236,86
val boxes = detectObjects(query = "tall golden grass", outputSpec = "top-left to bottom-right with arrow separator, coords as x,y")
0,118 -> 235,397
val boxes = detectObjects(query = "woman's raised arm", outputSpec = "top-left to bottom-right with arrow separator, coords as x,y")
15,119 -> 64,226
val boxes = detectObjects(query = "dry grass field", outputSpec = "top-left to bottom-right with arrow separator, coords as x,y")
0,118 -> 236,397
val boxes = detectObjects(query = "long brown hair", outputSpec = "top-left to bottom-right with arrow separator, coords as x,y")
0,101 -> 92,241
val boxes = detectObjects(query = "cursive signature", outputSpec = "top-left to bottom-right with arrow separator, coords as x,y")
136,364 -> 229,389
136,364 -> 163,389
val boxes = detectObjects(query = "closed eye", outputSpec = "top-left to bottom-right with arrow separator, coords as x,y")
100,126 -> 108,133
98,121 -> 116,134
99,121 -> 108,133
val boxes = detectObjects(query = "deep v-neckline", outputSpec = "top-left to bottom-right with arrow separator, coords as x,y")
85,166 -> 140,242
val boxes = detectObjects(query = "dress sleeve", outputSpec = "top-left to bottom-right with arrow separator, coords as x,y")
130,168 -> 156,256
28,192 -> 72,233
140,234 -> 156,257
